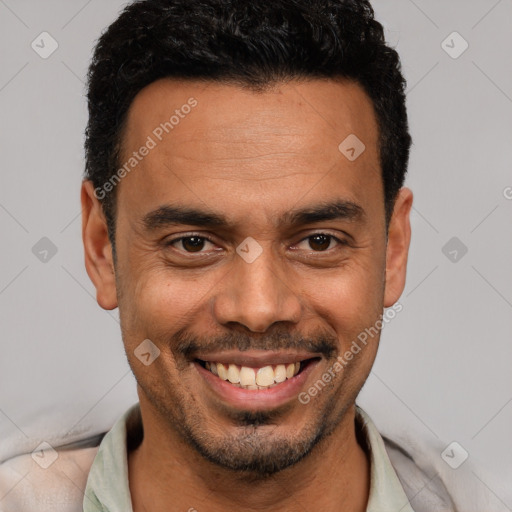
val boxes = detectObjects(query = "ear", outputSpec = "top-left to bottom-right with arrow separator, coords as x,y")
81,180 -> 118,310
383,187 -> 413,308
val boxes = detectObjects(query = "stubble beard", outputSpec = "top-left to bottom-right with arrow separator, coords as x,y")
136,367 -> 352,479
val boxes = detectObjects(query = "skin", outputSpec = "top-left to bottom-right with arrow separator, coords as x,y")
81,78 -> 412,512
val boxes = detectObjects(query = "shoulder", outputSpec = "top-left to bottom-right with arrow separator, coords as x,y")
382,431 -> 510,512
0,441 -> 101,512
356,404 -> 510,512
383,435 -> 455,512
0,404 -> 140,512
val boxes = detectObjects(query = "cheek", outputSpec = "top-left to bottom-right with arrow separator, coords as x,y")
120,267 -> 215,340
303,254 -> 385,327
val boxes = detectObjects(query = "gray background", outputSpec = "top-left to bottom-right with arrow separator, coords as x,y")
0,0 -> 511,506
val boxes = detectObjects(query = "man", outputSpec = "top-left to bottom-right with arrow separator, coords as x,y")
79,1 -> 461,510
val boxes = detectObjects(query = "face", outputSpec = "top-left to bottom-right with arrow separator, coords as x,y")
82,78 -> 412,476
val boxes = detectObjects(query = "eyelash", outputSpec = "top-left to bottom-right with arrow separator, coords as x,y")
165,232 -> 348,254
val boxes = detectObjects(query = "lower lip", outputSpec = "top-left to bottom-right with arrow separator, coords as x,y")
195,360 -> 319,411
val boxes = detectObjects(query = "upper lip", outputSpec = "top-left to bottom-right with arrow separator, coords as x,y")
194,350 -> 321,367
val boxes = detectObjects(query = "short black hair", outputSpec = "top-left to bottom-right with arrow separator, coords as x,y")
85,0 -> 411,245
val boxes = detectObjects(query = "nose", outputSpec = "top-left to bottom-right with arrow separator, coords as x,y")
211,245 -> 302,333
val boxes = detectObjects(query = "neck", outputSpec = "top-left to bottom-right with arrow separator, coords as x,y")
128,400 -> 370,512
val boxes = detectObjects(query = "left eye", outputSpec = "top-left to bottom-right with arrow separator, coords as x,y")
295,234 -> 344,252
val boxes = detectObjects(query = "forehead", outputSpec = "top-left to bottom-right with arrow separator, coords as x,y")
123,77 -> 378,151
116,78 -> 382,228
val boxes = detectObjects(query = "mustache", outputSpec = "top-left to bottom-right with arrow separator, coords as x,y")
172,326 -> 338,360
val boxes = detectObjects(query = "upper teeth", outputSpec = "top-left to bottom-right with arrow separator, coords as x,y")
205,362 -> 301,389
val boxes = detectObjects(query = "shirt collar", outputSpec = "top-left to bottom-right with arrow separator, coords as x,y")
84,403 -> 415,512
83,402 -> 139,512
355,405 -> 415,512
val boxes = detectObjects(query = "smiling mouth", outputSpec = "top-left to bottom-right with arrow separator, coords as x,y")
195,359 -> 319,390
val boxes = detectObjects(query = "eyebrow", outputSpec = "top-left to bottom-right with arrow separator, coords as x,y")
142,199 -> 365,232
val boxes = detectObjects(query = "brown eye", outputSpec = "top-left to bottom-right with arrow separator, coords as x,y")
180,236 -> 206,252
308,234 -> 332,251
167,236 -> 214,253
293,233 -> 347,254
